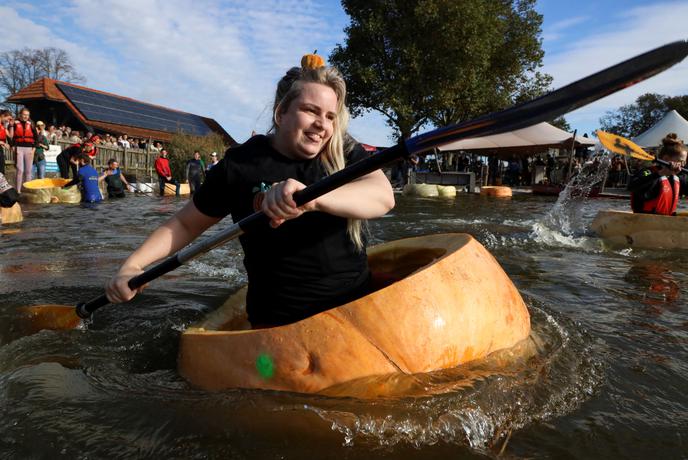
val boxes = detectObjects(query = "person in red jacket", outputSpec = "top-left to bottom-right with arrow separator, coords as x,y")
154,149 -> 179,196
13,108 -> 36,192
628,133 -> 687,215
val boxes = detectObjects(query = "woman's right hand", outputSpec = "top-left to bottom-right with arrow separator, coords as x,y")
106,264 -> 146,303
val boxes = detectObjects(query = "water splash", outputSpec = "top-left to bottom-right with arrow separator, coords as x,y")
531,155 -> 611,249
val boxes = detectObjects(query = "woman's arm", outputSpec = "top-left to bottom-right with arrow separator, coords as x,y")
261,170 -> 394,227
106,201 -> 221,302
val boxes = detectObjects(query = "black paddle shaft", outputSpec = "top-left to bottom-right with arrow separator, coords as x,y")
75,40 -> 688,319
652,157 -> 688,175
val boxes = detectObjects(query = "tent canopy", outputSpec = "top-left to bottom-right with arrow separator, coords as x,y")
632,110 -> 688,148
437,122 -> 594,156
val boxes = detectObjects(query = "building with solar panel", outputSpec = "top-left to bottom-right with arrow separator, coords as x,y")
6,77 -> 236,145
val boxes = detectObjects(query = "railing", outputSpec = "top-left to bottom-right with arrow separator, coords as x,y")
3,141 -> 159,181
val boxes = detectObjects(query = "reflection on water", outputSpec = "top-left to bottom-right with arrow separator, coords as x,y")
1,193 -> 687,458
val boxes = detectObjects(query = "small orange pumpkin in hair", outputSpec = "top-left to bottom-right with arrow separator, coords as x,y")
301,50 -> 325,69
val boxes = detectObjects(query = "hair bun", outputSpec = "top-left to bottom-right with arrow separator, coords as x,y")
662,132 -> 681,146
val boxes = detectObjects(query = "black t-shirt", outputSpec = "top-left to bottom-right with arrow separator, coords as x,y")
193,135 -> 371,325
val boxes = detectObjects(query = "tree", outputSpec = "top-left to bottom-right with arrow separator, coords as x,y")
167,132 -> 228,182
598,92 -> 688,138
599,93 -> 666,137
0,47 -> 85,108
550,116 -> 571,132
330,0 -> 550,141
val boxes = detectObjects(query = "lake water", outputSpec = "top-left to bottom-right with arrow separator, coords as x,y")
1,191 -> 687,459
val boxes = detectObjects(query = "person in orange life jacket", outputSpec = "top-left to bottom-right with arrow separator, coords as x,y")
628,132 -> 687,216
13,108 -> 36,193
104,61 -> 395,327
154,149 -> 180,196
0,110 -> 13,175
63,154 -> 102,203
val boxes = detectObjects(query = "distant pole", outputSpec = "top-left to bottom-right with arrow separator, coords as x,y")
565,129 -> 577,183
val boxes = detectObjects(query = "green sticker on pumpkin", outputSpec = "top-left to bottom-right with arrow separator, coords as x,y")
256,353 -> 274,379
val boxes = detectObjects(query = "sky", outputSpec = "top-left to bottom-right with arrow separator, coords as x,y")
1,0 -> 687,146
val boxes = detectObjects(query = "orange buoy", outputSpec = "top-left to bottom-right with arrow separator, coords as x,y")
480,186 -> 512,197
163,183 -> 191,196
178,233 -> 531,395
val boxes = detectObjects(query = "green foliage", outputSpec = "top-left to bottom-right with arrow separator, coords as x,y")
599,93 -> 688,138
550,116 -> 571,132
330,0 -> 550,140
166,132 -> 227,182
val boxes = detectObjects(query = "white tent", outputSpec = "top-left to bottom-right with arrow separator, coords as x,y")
633,110 -> 688,148
437,122 -> 595,153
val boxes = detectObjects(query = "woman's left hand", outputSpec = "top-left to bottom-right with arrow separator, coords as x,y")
262,178 -> 316,228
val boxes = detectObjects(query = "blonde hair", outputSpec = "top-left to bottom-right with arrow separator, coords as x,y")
270,66 -> 365,251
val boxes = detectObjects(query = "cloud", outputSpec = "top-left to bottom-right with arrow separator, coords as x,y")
542,1 -> 688,134
0,0 -> 357,143
542,16 -> 588,42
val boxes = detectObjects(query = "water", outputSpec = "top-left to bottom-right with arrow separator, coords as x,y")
1,191 -> 687,459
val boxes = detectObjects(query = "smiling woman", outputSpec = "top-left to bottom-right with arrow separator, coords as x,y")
105,56 -> 395,327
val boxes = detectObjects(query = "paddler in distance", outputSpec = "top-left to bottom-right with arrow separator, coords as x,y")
628,133 -> 687,215
105,53 -> 395,327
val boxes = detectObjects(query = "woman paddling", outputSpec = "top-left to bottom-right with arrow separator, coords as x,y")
106,57 -> 395,327
628,133 -> 687,215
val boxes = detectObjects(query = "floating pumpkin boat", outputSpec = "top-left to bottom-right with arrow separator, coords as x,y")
21,178 -> 80,204
402,183 -> 457,198
178,233 -> 531,395
0,202 -> 23,224
591,210 -> 688,250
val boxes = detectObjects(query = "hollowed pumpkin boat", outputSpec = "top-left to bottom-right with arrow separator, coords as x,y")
591,209 -> 688,250
178,233 -> 531,394
21,178 -> 80,204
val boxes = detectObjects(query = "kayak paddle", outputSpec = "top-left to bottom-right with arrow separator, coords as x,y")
18,40 -> 688,329
596,130 -> 688,174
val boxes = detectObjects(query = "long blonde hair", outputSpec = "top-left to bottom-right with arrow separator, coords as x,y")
270,66 -> 364,251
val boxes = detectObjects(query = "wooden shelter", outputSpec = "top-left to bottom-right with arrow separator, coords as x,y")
6,77 -> 236,144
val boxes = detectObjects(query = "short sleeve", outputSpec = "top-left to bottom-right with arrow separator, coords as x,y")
192,157 -> 234,218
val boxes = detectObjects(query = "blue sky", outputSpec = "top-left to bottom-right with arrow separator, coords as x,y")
1,0 -> 687,145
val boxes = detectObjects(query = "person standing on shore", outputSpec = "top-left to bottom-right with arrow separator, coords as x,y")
13,108 -> 36,193
206,151 -> 219,170
185,151 -> 205,194
33,121 -> 49,179
154,149 -> 180,196
0,110 -> 13,175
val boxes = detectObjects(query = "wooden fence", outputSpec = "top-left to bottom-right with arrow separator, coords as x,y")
2,141 -> 159,182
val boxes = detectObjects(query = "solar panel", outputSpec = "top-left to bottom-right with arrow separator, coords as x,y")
56,83 -> 212,136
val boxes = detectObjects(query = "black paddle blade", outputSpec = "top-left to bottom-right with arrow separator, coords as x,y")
407,40 -> 688,154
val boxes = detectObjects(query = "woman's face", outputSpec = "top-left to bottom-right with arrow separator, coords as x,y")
20,110 -> 29,121
274,82 -> 337,160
